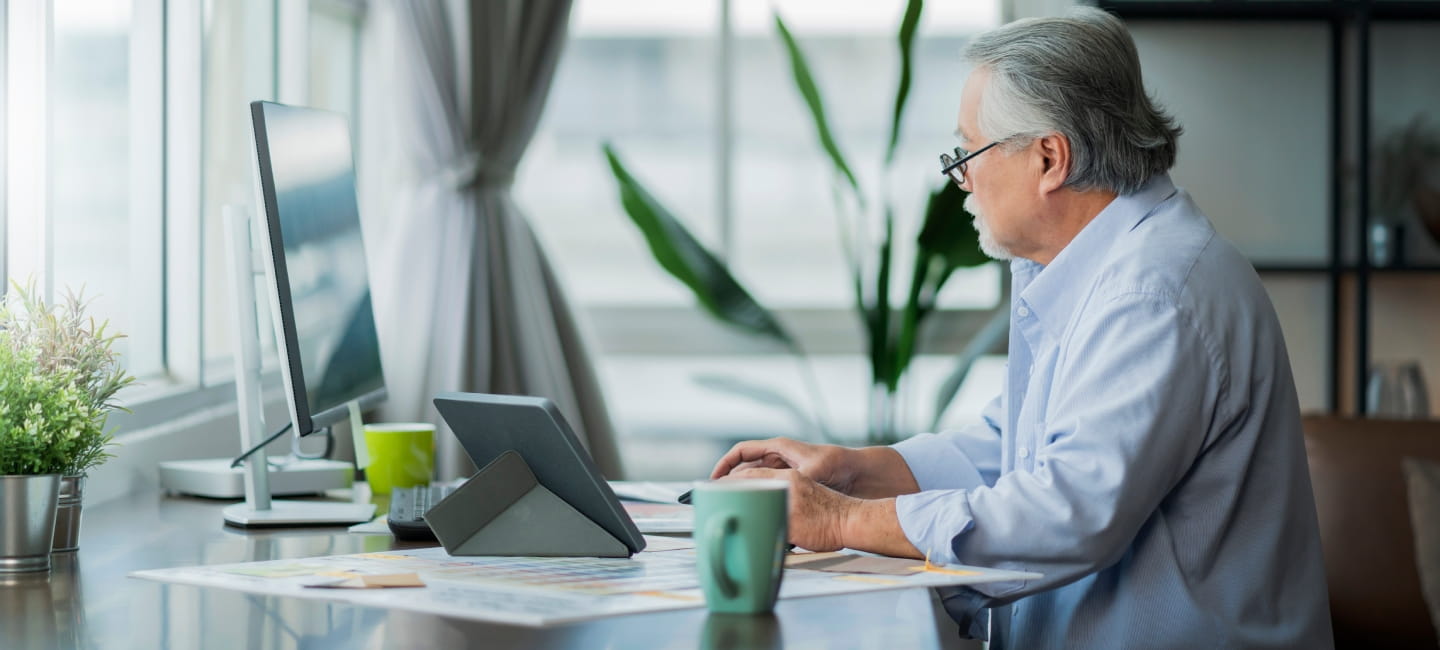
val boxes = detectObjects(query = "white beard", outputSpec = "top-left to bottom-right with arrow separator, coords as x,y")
966,193 -> 1014,261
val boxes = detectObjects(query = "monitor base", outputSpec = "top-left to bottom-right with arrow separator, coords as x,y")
159,458 -> 353,499
222,500 -> 376,528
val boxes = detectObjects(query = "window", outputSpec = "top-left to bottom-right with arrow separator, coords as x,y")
5,0 -> 165,380
519,1 -> 721,306
308,1 -> 362,119
200,0 -> 277,373
516,1 -> 1004,467
731,1 -> 1001,309
2,0 -> 365,433
518,0 -> 1002,334
5,0 -> 988,461
196,0 -> 363,377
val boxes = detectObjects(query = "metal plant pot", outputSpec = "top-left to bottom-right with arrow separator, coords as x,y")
0,474 -> 61,573
51,476 -> 85,553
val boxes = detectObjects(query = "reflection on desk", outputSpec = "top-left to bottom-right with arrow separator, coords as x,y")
702,612 -> 783,650
0,489 -> 978,650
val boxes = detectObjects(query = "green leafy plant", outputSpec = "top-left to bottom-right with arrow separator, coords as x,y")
0,282 -> 135,476
603,0 -> 1004,444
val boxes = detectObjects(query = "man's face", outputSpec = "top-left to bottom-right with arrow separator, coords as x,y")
956,67 -> 1038,261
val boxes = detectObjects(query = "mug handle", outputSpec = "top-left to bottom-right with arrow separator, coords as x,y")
705,513 -> 740,599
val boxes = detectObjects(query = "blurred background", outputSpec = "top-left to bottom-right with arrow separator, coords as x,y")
8,0 -> 1439,489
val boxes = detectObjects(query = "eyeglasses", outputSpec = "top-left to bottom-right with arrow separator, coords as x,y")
939,140 -> 1002,189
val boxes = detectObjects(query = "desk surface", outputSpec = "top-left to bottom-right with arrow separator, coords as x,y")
0,489 -> 971,650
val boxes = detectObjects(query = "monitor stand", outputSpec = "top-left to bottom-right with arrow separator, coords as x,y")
216,206 -> 374,528
159,457 -> 353,499
223,497 -> 376,527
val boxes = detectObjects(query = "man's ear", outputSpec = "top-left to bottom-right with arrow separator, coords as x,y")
1036,133 -> 1071,195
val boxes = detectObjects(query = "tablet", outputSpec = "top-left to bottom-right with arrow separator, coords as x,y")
433,392 -> 647,555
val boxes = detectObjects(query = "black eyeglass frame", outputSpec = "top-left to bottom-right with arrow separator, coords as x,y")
939,140 -> 1003,189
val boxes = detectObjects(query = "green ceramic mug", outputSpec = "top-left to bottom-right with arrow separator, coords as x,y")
362,423 -> 435,495
692,479 -> 789,614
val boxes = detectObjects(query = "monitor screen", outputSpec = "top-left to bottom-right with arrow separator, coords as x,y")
250,101 -> 386,436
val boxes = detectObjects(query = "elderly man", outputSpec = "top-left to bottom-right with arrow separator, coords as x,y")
711,8 -> 1332,648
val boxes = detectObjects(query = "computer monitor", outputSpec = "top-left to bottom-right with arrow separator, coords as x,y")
212,101 -> 383,526
250,101 -> 387,439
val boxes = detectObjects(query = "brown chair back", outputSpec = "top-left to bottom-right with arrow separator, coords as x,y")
1303,415 -> 1440,648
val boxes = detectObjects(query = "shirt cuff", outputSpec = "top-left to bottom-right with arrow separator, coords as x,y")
891,433 -> 986,491
894,489 -> 974,566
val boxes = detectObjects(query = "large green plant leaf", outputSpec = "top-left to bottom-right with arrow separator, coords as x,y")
891,181 -> 985,387
603,144 -> 797,350
870,209 -> 896,389
774,14 -> 863,203
917,181 -> 987,275
885,0 -> 924,166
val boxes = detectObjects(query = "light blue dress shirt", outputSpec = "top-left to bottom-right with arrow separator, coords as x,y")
891,174 -> 1333,649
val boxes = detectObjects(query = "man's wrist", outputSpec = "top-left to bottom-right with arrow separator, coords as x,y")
836,494 -> 866,549
838,497 -> 923,559
848,447 -> 920,499
838,497 -> 888,551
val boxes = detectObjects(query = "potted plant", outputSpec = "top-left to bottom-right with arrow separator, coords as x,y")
0,340 -> 63,573
603,0 -> 1003,444
0,282 -> 134,562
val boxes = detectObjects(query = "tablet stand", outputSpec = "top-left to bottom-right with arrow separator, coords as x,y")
424,450 -> 629,557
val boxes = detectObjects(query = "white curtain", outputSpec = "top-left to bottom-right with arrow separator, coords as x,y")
360,0 -> 623,480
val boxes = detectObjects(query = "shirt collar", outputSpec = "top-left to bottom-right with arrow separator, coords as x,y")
1013,173 -> 1178,343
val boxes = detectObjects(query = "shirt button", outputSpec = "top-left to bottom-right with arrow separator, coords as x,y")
1018,447 -> 1031,459
1016,306 -> 1030,318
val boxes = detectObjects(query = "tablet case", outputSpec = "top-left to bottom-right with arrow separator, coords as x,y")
424,450 -> 630,558
432,392 -> 645,556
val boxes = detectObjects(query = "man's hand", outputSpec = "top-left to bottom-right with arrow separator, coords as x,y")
710,438 -> 859,493
711,437 -> 922,499
725,467 -> 856,552
724,467 -> 924,559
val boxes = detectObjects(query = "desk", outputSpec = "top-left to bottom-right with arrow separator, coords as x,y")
0,489 -> 975,649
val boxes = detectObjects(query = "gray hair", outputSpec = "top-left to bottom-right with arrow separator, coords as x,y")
964,7 -> 1182,195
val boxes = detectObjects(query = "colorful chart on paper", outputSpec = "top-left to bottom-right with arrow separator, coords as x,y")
131,536 -> 1040,627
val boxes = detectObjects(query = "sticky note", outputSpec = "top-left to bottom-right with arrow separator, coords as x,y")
305,573 -> 426,589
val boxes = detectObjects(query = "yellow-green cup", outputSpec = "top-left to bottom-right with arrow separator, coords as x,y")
362,423 -> 435,494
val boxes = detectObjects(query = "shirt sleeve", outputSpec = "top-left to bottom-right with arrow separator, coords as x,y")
893,291 -> 1221,598
890,391 -> 1004,491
